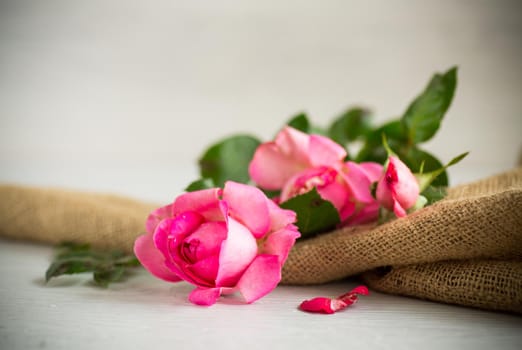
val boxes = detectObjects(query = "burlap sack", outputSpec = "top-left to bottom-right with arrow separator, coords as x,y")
0,167 -> 521,313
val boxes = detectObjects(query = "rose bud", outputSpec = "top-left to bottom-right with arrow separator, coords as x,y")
376,156 -> 420,217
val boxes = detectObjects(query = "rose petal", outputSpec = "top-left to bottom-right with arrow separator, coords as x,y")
153,213 -> 203,260
359,162 -> 384,182
187,255 -> 220,285
345,201 -> 379,225
133,233 -> 182,283
248,142 -> 306,190
188,287 -> 222,306
376,174 -> 394,210
308,134 -> 347,167
299,297 -> 337,314
260,226 -> 300,265
164,259 -> 212,287
145,203 -> 173,235
266,199 -> 297,232
173,188 -> 224,221
236,254 -> 281,303
316,180 -> 350,218
299,285 -> 369,314
388,157 -> 420,210
215,217 -> 258,287
183,221 -> 227,261
393,199 -> 407,217
223,181 -> 270,238
276,126 -> 310,163
343,162 -> 375,204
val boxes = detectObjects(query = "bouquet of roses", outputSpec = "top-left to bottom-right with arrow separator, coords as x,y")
2,66 -> 519,313
132,66 -> 466,308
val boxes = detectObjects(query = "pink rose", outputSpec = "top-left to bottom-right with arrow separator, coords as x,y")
249,126 -> 384,225
248,126 -> 347,190
376,156 -> 420,217
134,181 -> 300,306
341,161 -> 383,225
279,161 -> 382,223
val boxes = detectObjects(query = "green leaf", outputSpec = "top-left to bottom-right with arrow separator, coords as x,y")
355,120 -> 407,163
93,266 -> 126,287
328,108 -> 372,146
185,178 -> 216,192
402,67 -> 457,144
45,257 -> 99,282
287,113 -> 311,133
402,147 -> 448,186
45,242 -> 141,287
421,185 -> 447,205
416,152 -> 469,192
279,188 -> 340,238
198,135 -> 261,187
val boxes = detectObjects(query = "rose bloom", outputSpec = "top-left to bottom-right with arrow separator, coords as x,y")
376,156 -> 420,217
248,126 -> 347,190
134,181 -> 300,306
249,126 -> 382,225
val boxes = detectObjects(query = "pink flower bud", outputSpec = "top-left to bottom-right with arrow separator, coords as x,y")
376,156 -> 420,217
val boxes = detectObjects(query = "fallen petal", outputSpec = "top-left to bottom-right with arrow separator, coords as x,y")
299,285 -> 369,314
188,287 -> 222,306
299,297 -> 338,314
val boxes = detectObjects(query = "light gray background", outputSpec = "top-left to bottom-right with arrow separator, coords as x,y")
1,0 -> 521,203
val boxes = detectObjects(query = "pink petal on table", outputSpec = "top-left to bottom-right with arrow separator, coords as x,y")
223,181 -> 270,238
299,297 -> 338,314
173,188 -> 224,222
215,218 -> 258,287
236,254 -> 281,303
308,134 -> 346,167
133,233 -> 182,283
188,287 -> 222,306
299,285 -> 369,314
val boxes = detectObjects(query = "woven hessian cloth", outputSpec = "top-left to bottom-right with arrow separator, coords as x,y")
1,167 -> 521,313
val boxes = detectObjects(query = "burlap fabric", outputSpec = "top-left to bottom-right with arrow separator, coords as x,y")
0,168 -> 521,313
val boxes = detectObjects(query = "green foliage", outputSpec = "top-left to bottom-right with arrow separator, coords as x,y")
402,67 -> 457,144
327,108 -> 372,146
185,178 -> 216,192
415,152 -> 469,192
188,66 -> 466,238
287,113 -> 311,133
45,242 -> 140,287
280,188 -> 341,238
198,135 -> 261,187
355,67 -> 460,187
421,186 -> 447,205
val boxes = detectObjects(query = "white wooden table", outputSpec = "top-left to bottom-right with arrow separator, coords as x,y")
1,238 -> 520,350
